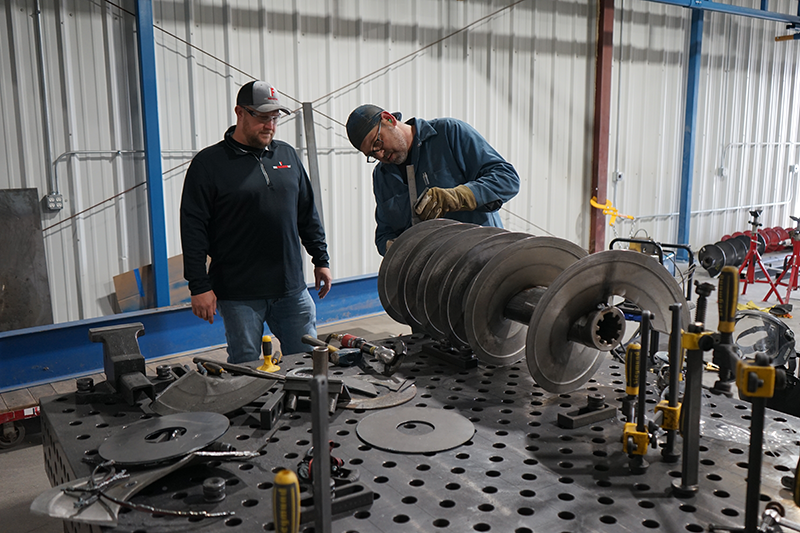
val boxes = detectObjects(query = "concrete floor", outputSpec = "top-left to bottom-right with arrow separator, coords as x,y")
3,252 -> 799,533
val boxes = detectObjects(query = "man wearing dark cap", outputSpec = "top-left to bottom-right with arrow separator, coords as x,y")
346,105 -> 520,255
180,80 -> 332,363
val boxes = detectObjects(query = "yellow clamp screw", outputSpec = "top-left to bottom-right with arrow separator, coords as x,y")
736,359 -> 776,398
654,400 -> 681,431
622,422 -> 649,455
590,197 -> 634,226
681,329 -> 714,350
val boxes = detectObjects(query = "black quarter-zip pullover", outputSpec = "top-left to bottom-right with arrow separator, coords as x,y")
180,126 -> 329,299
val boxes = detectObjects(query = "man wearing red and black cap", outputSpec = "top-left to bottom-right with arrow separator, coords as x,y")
346,104 -> 520,256
180,80 -> 332,363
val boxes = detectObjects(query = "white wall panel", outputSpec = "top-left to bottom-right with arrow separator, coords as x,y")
4,0 -> 800,326
608,1 -> 800,249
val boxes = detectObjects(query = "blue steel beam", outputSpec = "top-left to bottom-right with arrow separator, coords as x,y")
0,275 -> 382,393
645,0 -> 800,25
678,10 -> 704,258
135,0 -> 170,307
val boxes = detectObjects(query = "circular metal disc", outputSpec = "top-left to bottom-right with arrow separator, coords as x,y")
399,223 -> 476,329
526,250 -> 691,393
699,244 -> 724,277
378,219 -> 460,324
356,407 -> 474,453
98,412 -> 230,466
756,233 -> 767,255
464,237 -> 588,366
442,232 -> 531,346
417,226 -> 507,338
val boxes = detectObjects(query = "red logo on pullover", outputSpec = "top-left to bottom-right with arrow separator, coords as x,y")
273,161 -> 291,169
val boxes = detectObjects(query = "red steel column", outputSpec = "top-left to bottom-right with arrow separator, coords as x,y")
590,0 -> 615,254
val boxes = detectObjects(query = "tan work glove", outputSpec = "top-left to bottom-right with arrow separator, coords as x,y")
415,185 -> 477,221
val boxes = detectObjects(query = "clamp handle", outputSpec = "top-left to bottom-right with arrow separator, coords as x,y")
717,266 -> 739,335
625,343 -> 641,396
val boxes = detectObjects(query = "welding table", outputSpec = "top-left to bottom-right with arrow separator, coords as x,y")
40,334 -> 800,532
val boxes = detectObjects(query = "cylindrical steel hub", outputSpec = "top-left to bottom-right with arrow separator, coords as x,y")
504,288 -> 625,352
502,287 -> 547,323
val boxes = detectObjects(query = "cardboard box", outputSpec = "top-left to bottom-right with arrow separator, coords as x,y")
113,255 -> 191,312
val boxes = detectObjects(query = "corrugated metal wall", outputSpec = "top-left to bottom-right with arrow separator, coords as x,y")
2,0 -> 800,326
608,1 -> 800,248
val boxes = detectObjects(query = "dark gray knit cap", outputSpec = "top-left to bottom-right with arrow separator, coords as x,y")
346,104 -> 385,150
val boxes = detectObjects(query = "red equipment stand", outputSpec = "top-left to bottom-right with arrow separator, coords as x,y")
739,210 -> 785,305
766,215 -> 800,303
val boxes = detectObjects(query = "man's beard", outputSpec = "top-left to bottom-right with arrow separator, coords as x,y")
246,130 -> 272,149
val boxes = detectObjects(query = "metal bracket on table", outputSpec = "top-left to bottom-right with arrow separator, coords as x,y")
299,482 -> 374,525
284,370 -> 347,415
242,389 -> 286,430
557,394 -> 617,429
421,341 -> 478,369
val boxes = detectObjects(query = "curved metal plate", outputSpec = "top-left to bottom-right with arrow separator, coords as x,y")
464,237 -> 587,366
378,219 -> 459,324
728,235 -> 749,265
717,239 -> 738,267
416,227 -> 507,339
399,223 -> 476,330
526,250 -> 691,393
98,412 -> 230,466
150,372 -> 274,416
442,232 -> 531,346
356,407 -> 474,453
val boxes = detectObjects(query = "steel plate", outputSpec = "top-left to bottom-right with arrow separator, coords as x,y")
442,232 -> 530,346
378,219 -> 459,324
356,407 -> 475,453
464,237 -> 588,366
150,372 -> 275,416
416,226 -> 507,339
98,412 -> 230,466
527,250 -> 691,393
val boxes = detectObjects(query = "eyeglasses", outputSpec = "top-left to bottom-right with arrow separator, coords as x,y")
243,107 -> 281,125
366,120 -> 384,164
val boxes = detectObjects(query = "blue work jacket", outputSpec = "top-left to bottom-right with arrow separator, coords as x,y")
372,117 -> 520,255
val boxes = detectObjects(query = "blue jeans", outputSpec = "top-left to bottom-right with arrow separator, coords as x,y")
217,289 -> 317,364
